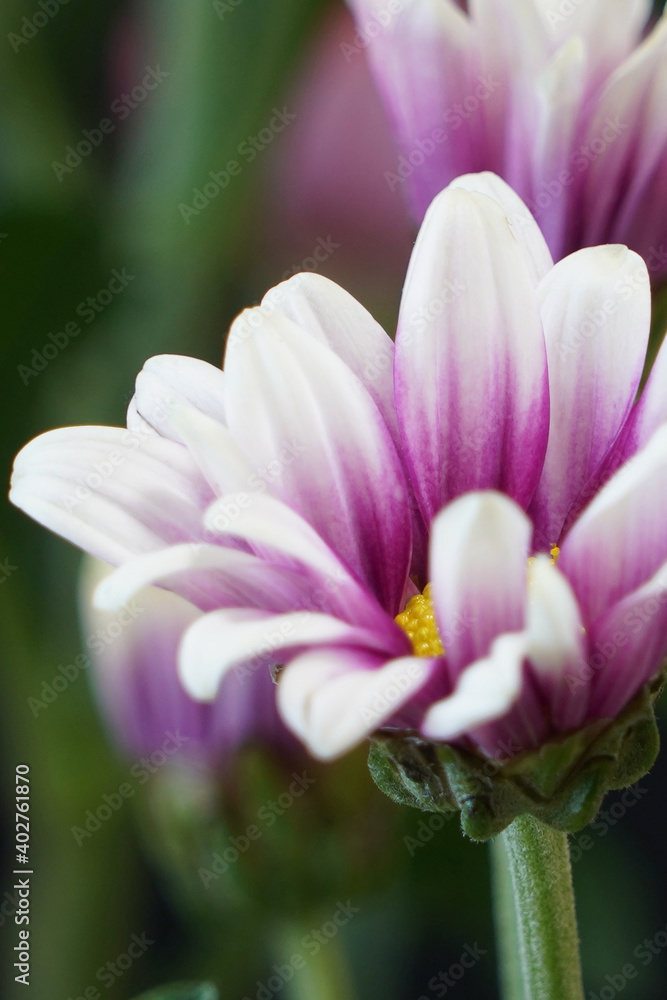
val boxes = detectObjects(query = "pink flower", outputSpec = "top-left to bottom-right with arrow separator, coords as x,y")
349,0 -> 667,280
79,557 -> 301,762
10,174 -> 667,763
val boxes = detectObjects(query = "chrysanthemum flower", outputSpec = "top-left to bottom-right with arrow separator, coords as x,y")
348,0 -> 667,280
9,175 -> 666,825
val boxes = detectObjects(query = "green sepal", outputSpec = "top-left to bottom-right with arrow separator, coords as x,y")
368,673 -> 663,841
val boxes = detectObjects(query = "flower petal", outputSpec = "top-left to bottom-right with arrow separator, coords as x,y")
525,555 -> 588,731
224,308 -> 411,612
278,647 -> 437,759
539,0 -> 652,81
429,492 -> 532,678
261,273 -> 399,441
348,0 -> 477,220
9,426 -> 213,566
129,354 -> 227,441
529,38 -> 586,259
575,16 -> 667,250
421,632 -> 525,742
558,424 -> 667,623
529,246 -> 651,549
179,608 -> 391,701
586,560 -> 667,719
450,172 -> 554,286
93,542 -> 321,615
395,185 -> 549,524
204,493 -> 401,636
168,403 -> 257,498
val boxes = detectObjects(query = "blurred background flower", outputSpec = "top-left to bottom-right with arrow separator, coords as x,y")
349,0 -> 667,284
1,1 -> 667,998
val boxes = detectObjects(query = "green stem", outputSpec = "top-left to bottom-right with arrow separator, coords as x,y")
491,815 -> 584,1000
277,920 -> 357,1000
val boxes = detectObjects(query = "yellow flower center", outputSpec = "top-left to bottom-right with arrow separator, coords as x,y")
394,583 -> 445,657
395,548 -> 559,657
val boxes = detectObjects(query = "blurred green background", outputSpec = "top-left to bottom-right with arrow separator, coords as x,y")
1,2 -> 667,998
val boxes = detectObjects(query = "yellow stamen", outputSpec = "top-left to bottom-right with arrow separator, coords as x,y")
550,545 -> 560,563
395,583 -> 445,657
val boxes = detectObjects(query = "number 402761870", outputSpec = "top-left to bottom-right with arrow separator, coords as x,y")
15,765 -> 30,863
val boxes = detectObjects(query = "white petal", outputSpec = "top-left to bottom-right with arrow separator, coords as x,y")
347,0 -> 476,219
169,403 -> 256,497
179,608 -> 389,701
449,172 -> 554,286
395,185 -> 549,523
93,543 -> 296,613
422,632 -> 525,741
576,16 -> 667,247
530,246 -> 651,548
224,308 -> 411,612
537,0 -> 651,75
429,492 -> 531,677
9,426 -> 213,565
559,424 -> 667,622
261,273 -> 399,441
278,648 -> 435,759
525,555 -> 584,673
129,354 -> 227,441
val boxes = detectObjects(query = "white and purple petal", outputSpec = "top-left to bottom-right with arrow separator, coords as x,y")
395,184 -> 549,524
